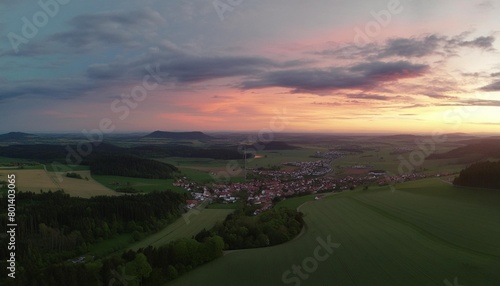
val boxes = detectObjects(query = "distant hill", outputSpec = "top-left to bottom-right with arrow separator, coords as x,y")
143,131 -> 214,141
0,132 -> 38,141
377,134 -> 420,140
0,142 -> 128,162
427,139 -> 500,160
241,141 -> 299,150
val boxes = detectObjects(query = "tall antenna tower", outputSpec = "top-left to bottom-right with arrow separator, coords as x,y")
243,147 -> 247,183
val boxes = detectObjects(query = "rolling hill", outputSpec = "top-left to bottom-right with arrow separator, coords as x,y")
427,138 -> 500,160
142,131 -> 214,141
0,132 -> 38,141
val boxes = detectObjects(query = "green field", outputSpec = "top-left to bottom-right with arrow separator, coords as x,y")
92,175 -> 186,193
206,202 -> 240,209
88,233 -> 134,257
129,208 -> 233,251
169,179 -> 500,286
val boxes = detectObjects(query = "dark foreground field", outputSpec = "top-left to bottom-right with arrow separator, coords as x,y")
169,179 -> 500,286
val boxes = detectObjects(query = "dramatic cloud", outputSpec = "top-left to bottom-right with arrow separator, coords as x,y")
242,61 -> 428,93
315,34 -> 496,61
87,53 -> 277,83
457,36 -> 496,50
346,94 -> 390,101
480,81 -> 500,91
49,8 -> 166,51
0,79 -> 97,102
1,0 -> 499,133
376,35 -> 443,58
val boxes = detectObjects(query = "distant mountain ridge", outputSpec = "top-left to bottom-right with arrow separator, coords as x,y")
142,131 -> 214,140
0,132 -> 38,141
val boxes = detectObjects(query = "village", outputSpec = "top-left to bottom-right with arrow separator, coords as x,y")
175,158 -> 432,215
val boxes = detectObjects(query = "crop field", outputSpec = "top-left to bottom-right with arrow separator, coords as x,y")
92,175 -> 186,193
246,149 -> 322,169
0,169 -> 59,192
169,179 -> 500,286
0,169 -> 118,198
331,146 -> 467,176
54,170 -> 118,198
129,208 -> 233,251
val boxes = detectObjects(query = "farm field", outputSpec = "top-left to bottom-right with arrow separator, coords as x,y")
331,145 -> 466,176
0,169 -> 59,192
92,174 -> 186,193
168,179 -> 500,286
54,170 -> 118,198
0,169 -> 118,198
129,208 -> 233,251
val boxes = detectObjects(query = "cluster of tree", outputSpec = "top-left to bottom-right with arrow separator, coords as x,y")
132,235 -> 223,284
130,144 -> 246,160
115,187 -> 142,193
88,154 -> 179,179
66,172 -> 83,179
4,236 -> 224,286
0,190 -> 186,284
209,207 -> 304,250
453,161 -> 500,189
0,144 -> 68,161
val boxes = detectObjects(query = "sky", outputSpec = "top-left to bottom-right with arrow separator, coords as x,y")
1,0 -> 500,134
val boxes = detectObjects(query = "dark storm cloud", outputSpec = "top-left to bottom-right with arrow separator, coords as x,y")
241,61 -> 428,94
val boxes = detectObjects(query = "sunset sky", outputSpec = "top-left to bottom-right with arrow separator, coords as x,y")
1,0 -> 500,134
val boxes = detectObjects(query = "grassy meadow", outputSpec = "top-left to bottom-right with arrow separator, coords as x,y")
168,178 -> 500,286
129,208 -> 234,251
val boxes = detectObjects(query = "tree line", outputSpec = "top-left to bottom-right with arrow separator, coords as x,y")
453,161 -> 500,189
88,154 -> 179,179
199,207 -> 304,250
0,191 -> 304,285
0,190 -> 186,285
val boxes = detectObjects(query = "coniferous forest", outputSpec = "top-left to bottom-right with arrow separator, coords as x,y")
453,161 -> 500,189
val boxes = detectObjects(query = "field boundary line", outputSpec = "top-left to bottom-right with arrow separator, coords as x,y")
43,164 -> 63,191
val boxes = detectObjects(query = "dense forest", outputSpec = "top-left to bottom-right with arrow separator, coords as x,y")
88,154 -> 179,179
0,190 -> 186,285
129,144 -> 245,160
453,161 -> 500,189
0,188 -> 305,285
0,142 -> 246,162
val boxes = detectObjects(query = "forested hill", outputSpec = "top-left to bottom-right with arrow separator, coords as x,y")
428,139 -> 500,160
88,154 -> 179,179
453,161 -> 500,189
0,132 -> 38,141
